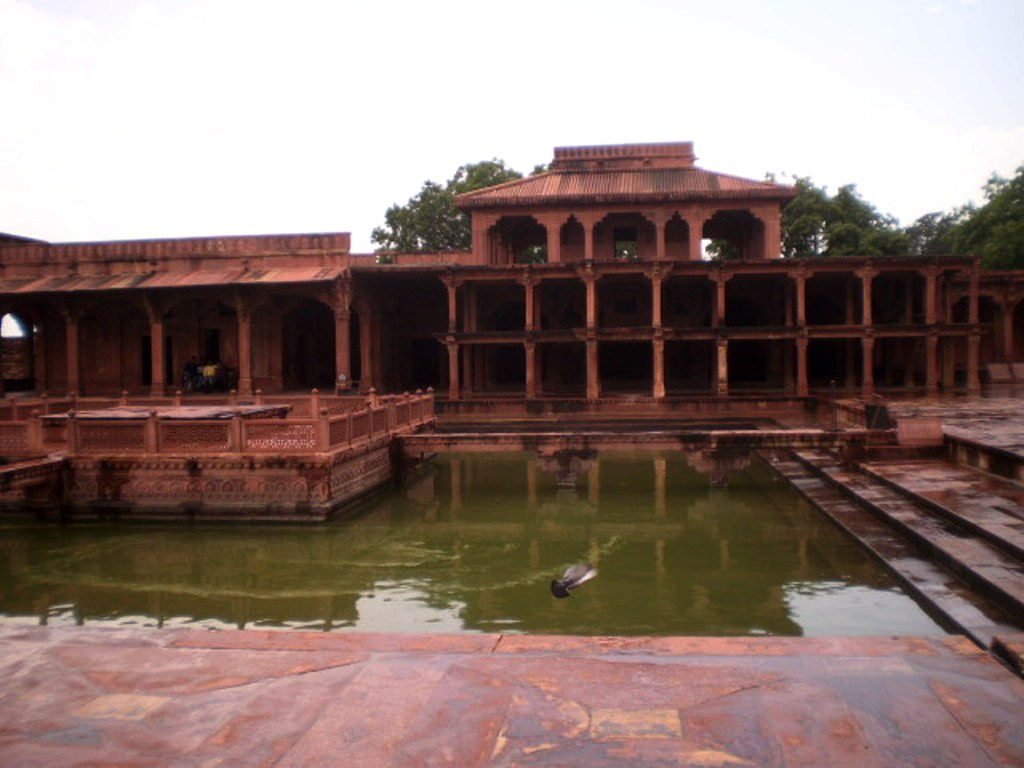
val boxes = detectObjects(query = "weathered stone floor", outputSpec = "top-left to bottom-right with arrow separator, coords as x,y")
1,625 -> 1023,767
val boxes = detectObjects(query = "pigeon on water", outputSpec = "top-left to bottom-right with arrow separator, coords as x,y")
550,563 -> 598,598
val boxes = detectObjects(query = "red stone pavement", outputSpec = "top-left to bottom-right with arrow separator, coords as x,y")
1,626 -> 1023,766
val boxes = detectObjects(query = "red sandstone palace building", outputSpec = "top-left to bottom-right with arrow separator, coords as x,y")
2,142 -> 1023,407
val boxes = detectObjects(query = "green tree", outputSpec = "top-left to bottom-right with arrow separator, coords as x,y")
951,166 -> 1024,269
781,177 -> 831,258
372,160 -> 523,252
904,209 -> 969,255
780,179 -> 906,258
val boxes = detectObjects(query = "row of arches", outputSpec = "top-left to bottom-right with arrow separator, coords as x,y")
0,297 -> 363,395
484,209 -> 768,265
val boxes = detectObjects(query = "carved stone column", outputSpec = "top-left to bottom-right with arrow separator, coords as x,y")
63,304 -> 80,395
713,271 -> 728,328
144,296 -> 165,396
236,296 -> 253,395
331,285 -> 350,393
858,266 -> 876,326
861,333 -> 875,396
525,340 -> 537,399
543,213 -> 565,264
446,338 -> 460,400
796,335 -> 808,396
715,339 -> 728,395
759,208 -> 782,259
924,266 -> 938,325
684,209 -> 707,261
653,335 -> 665,399
586,338 -> 600,400
926,333 -> 939,395
650,266 -> 664,329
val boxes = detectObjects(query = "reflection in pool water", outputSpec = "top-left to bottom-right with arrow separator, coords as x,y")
0,452 -> 945,636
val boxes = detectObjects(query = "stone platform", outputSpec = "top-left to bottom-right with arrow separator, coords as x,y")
1,626 -> 1022,766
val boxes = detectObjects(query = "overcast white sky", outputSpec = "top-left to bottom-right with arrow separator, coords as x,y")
1,0 -> 1021,253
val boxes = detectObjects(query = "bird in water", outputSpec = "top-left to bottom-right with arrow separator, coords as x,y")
550,563 -> 598,598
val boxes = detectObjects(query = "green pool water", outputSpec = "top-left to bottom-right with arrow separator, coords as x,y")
0,452 -> 945,637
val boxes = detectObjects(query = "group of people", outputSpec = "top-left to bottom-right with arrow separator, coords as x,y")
182,357 -> 229,393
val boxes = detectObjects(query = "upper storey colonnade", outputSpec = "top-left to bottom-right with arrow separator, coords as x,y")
456,143 -> 792,265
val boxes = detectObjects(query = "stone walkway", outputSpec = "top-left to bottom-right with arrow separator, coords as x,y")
886,396 -> 1024,458
1,625 -> 1023,767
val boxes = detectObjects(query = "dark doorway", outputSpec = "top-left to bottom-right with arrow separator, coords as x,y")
203,329 -> 220,363
283,301 -> 336,390
409,338 -> 440,390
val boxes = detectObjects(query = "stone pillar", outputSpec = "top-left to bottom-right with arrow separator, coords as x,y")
237,300 -> 253,396
332,305 -> 349,394
65,310 -> 80,395
684,210 -> 706,261
144,297 -> 165,396
924,267 -> 938,325
583,267 -> 597,330
525,340 -> 537,399
544,213 -> 563,264
444,276 -> 458,332
796,336 -> 808,396
715,339 -> 728,395
967,264 -> 981,393
583,218 -> 595,262
652,211 -> 667,262
859,266 -> 875,326
653,336 -> 665,399
446,340 -> 459,400
586,339 -> 600,400
358,303 -> 374,391
523,276 -> 536,331
713,272 -> 728,328
861,334 -> 875,396
760,209 -> 782,259
794,270 -> 807,326
926,334 -> 939,395
32,321 -> 46,392
650,268 -> 663,328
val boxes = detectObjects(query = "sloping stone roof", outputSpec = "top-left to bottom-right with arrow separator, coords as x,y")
456,142 -> 796,210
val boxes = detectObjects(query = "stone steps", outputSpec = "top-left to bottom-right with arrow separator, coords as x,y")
792,449 -> 1024,626
769,453 -> 1022,650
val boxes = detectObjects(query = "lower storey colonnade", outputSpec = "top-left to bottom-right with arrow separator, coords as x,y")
0,256 -> 1019,401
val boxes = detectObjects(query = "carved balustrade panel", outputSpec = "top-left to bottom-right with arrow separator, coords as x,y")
78,422 -> 146,453
244,421 -> 317,451
0,423 -> 28,453
328,415 -> 350,447
41,421 -> 67,448
160,421 -> 231,453
350,411 -> 369,441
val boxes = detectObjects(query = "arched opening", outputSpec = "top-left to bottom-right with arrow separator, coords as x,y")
283,300 -> 335,390
594,213 -> 656,260
1,312 -> 34,392
487,216 -> 547,264
704,210 -> 764,260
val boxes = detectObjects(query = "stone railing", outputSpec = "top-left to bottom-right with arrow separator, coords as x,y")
0,390 -> 434,458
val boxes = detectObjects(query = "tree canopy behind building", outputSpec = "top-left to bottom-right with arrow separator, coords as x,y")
374,157 -> 1024,269
371,160 -> 523,253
